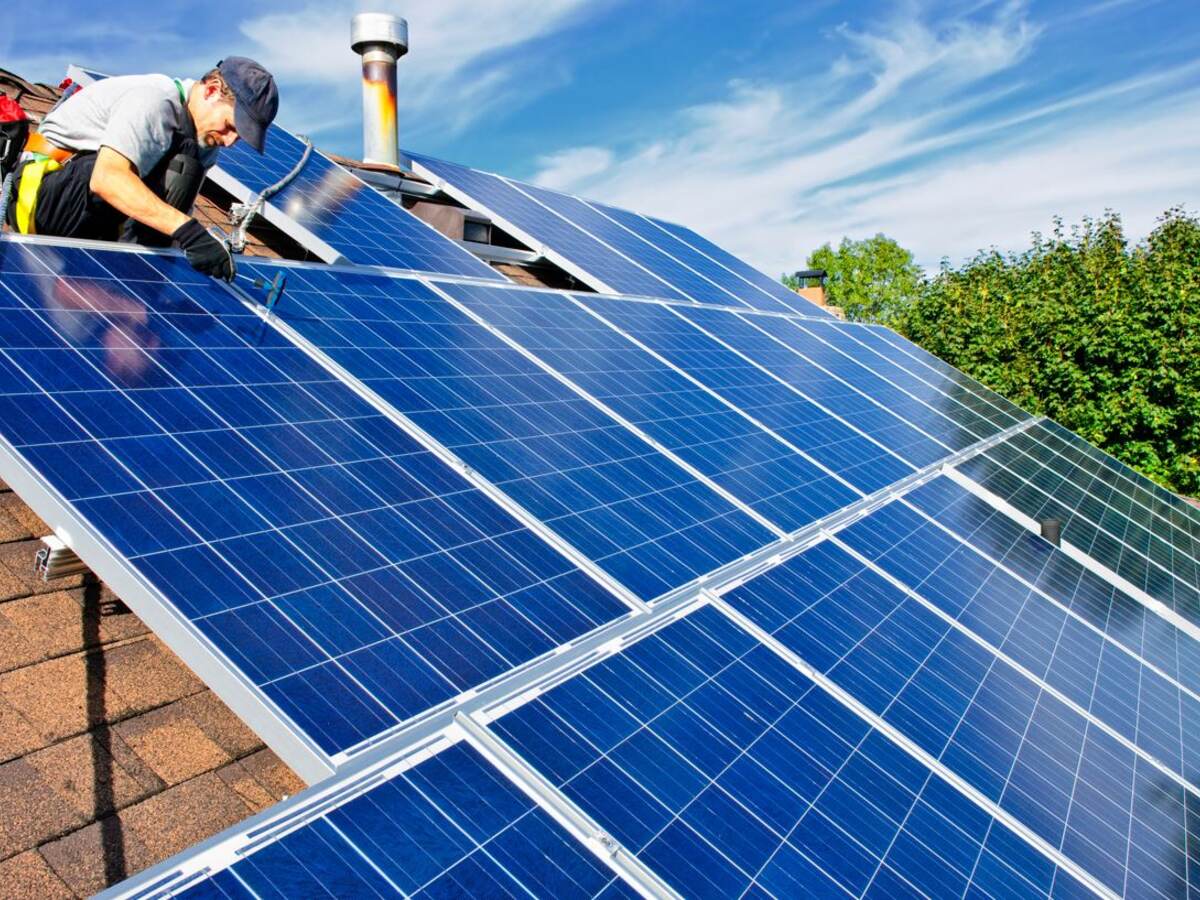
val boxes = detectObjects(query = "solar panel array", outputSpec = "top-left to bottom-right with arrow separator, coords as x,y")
4,123 -> 1197,898
408,151 -> 833,317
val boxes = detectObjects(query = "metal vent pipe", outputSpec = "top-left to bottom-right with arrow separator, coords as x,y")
351,12 -> 408,167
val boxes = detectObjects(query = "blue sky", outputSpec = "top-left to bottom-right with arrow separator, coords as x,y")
8,0 -> 1200,274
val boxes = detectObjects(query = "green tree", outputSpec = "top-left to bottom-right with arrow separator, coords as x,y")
894,208 -> 1200,494
787,234 -> 922,323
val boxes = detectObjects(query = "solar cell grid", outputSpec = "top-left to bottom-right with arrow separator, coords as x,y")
957,428 -> 1200,625
574,295 -> 917,494
0,241 -> 628,764
1039,418 -> 1200,534
804,318 -> 1025,431
904,475 -> 1200,699
747,313 -> 995,450
214,128 -> 503,278
861,324 -> 1031,423
646,216 -> 831,316
673,304 -> 953,467
721,541 -> 1199,899
832,492 -> 1200,788
408,153 -> 691,301
490,605 -> 1093,898
245,262 -> 776,603
438,281 -> 860,532
1035,420 -> 1200,549
177,741 -> 634,899
584,200 -> 799,313
510,181 -> 741,306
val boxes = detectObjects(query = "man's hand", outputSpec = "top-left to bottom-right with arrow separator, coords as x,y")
172,219 -> 237,281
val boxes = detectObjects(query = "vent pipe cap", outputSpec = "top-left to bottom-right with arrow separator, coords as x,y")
351,13 -> 408,57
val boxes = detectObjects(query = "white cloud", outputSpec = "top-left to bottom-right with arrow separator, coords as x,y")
239,0 -> 606,141
532,147 -> 614,191
528,4 -> 1200,274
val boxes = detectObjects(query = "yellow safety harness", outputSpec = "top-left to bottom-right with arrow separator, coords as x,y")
11,79 -> 188,235
12,155 -> 61,234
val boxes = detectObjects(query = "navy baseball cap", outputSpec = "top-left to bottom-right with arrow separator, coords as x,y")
216,57 -> 278,153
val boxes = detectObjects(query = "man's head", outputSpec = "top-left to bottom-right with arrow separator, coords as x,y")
191,58 -> 278,153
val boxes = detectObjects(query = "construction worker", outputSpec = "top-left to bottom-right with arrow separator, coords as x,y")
4,58 -> 278,281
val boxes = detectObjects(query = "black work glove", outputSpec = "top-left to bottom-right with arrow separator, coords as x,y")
172,218 -> 236,282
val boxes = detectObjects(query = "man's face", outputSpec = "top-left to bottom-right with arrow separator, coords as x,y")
193,82 -> 240,148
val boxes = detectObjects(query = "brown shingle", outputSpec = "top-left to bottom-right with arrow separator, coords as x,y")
0,649 -> 138,742
0,850 -> 73,900
0,589 -> 141,667
215,758 -> 278,813
25,733 -> 160,819
234,748 -> 306,801
0,697 -> 41,765
39,815 -> 156,898
0,614 -> 38,675
0,497 -> 31,544
0,494 -> 48,540
103,638 -> 205,713
177,690 -> 264,758
121,771 -> 253,861
0,759 -> 86,859
114,704 -> 230,786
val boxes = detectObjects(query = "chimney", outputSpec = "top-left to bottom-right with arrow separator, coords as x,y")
351,12 -> 408,167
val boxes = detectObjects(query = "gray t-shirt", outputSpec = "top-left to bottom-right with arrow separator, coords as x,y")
38,74 -> 219,176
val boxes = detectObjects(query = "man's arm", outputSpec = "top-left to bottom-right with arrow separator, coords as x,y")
89,145 -> 234,281
88,145 -> 190,238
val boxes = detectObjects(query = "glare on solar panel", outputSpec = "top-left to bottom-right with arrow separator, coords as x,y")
955,423 -> 1200,630
0,239 -> 629,777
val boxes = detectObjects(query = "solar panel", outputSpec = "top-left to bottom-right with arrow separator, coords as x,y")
65,66 -> 502,280
435,280 -> 860,532
646,214 -> 834,315
904,475 -> 1200,698
741,313 -> 1001,450
833,481 -> 1200,787
166,740 -> 635,898
238,262 -> 776,603
407,153 -> 691,301
490,606 -> 1098,898
863,322 -> 1031,423
802,317 -> 1025,432
211,128 -> 504,277
585,199 -> 818,315
408,152 -> 833,316
721,540 -> 1197,898
136,600 -> 1108,899
0,240 -> 628,776
669,304 -> 958,467
508,180 -> 766,309
955,421 -> 1200,627
1039,417 -> 1200,534
571,296 -> 918,494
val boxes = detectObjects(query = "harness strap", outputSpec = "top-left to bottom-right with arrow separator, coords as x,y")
23,131 -> 73,163
13,157 -> 62,234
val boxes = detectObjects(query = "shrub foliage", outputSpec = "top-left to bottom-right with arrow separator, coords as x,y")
803,209 -> 1200,494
